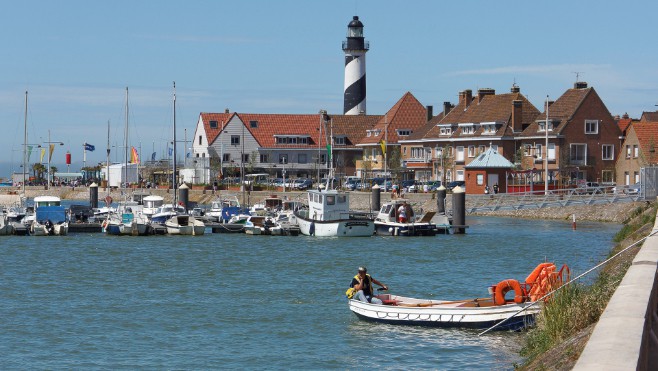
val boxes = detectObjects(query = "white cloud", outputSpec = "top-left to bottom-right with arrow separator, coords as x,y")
445,64 -> 611,77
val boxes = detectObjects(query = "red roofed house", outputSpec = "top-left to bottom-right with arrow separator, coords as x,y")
400,85 -> 540,189
191,110 -> 380,183
355,92 -> 430,181
615,121 -> 658,187
518,82 -> 621,188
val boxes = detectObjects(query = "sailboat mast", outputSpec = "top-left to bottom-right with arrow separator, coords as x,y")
172,81 -> 177,206
106,120 -> 110,195
22,91 -> 27,196
124,87 -> 129,190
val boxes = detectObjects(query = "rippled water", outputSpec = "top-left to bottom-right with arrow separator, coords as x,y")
0,216 -> 619,369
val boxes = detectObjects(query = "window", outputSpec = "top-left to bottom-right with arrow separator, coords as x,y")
260,154 -> 268,163
633,145 -> 639,158
478,145 -> 485,154
298,153 -> 307,163
570,144 -> 587,165
242,153 -> 249,162
250,120 -> 258,128
548,143 -> 556,160
435,147 -> 442,157
482,124 -> 496,134
397,129 -> 411,136
538,120 -> 553,132
223,153 -> 231,162
456,146 -> 464,162
334,136 -> 346,145
602,170 -> 614,183
326,195 -> 335,205
337,195 -> 347,203
624,172 -> 629,185
231,135 -> 240,145
602,144 -> 614,160
491,144 -> 498,152
411,147 -> 424,159
535,144 -> 543,160
198,135 -> 202,145
461,125 -> 475,135
585,120 -> 599,134
634,172 -> 640,183
279,154 -> 288,164
209,120 -> 218,128
439,126 -> 452,136
468,145 -> 475,157
523,144 -> 532,157
456,169 -> 465,181
477,174 -> 484,185
626,145 -> 632,158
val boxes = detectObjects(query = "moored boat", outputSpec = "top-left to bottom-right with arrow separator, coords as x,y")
294,189 -> 374,237
165,214 -> 205,235
348,262 -> 570,330
374,200 -> 439,236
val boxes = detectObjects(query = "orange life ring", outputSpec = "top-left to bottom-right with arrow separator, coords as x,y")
102,220 -> 109,230
494,279 -> 525,305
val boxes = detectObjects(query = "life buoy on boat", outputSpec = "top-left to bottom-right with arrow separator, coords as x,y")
525,262 -> 555,284
101,220 -> 109,230
493,279 -> 525,306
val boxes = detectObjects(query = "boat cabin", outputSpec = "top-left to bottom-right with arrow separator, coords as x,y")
376,201 -> 416,223
33,196 -> 62,209
307,189 -> 350,221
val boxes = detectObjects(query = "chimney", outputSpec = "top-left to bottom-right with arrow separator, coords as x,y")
426,105 -> 433,121
574,81 -> 588,89
443,101 -> 453,116
622,112 -> 630,119
225,108 -> 230,113
459,89 -> 473,109
511,100 -> 523,132
510,84 -> 520,93
477,88 -> 495,103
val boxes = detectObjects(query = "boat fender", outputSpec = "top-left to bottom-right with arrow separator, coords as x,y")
493,279 -> 525,305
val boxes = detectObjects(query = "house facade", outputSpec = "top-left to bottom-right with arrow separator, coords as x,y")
615,122 -> 658,186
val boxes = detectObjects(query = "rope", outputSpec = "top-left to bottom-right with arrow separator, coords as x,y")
478,228 -> 658,336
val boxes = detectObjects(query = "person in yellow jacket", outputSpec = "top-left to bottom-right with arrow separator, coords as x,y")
350,266 -> 387,304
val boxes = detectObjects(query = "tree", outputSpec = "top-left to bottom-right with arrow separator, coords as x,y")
386,146 -> 402,182
31,163 -> 45,183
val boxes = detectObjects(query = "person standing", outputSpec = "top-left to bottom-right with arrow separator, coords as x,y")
350,266 -> 387,304
397,202 -> 407,223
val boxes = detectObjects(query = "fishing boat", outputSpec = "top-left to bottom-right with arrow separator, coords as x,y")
142,195 -> 164,218
31,205 -> 69,236
294,188 -> 374,237
206,195 -> 244,223
211,213 -> 249,233
347,262 -> 569,330
165,214 -> 206,235
374,200 -> 439,236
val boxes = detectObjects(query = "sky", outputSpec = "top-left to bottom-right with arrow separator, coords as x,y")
2,0 -> 658,177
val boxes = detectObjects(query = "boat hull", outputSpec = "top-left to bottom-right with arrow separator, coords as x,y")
295,214 -> 374,237
348,295 -> 538,331
374,222 -> 438,236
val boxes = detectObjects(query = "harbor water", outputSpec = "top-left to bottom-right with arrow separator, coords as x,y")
0,216 -> 620,369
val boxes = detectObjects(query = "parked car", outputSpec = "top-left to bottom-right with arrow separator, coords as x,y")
427,180 -> 442,191
401,180 -> 416,193
446,181 -> 466,191
292,178 -> 313,190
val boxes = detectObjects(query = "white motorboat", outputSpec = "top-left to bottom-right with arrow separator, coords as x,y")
294,189 -> 374,237
29,196 -> 69,236
0,214 -> 14,235
165,214 -> 205,235
151,203 -> 185,224
142,195 -> 164,218
206,195 -> 243,223
373,200 -> 440,236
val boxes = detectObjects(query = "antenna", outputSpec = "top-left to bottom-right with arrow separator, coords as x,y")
573,72 -> 583,82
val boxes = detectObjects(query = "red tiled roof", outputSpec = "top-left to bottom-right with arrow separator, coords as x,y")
199,112 -> 235,145
631,122 -> 658,163
540,88 -> 590,133
358,92 -> 428,145
423,92 -> 540,138
617,117 -> 633,133
641,111 -> 658,122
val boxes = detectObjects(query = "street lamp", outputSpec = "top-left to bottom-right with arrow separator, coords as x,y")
42,129 -> 64,190
544,95 -> 550,194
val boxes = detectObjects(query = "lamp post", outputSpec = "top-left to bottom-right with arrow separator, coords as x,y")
282,157 -> 287,192
544,95 -> 549,194
43,129 -> 64,190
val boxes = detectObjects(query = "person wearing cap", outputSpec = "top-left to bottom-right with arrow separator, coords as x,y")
350,266 -> 388,304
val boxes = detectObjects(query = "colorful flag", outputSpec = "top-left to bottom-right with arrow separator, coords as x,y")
326,144 -> 332,162
168,147 -> 173,156
84,143 -> 95,151
151,152 -> 156,161
130,146 -> 140,163
379,139 -> 386,155
49,144 -> 55,162
40,148 -> 46,163
27,145 -> 33,161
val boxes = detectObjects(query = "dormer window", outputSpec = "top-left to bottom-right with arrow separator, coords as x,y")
209,120 -> 218,128
366,129 -> 381,137
397,129 -> 411,136
459,123 -> 476,135
538,120 -> 554,132
274,135 -> 310,145
250,120 -> 258,128
438,124 -> 452,136
334,136 -> 346,145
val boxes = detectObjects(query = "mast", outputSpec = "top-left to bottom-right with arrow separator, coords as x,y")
124,87 -> 129,191
106,120 -> 110,196
22,91 -> 27,197
172,81 -> 177,206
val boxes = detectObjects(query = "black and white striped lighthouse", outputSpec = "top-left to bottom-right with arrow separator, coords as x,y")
342,16 -> 369,115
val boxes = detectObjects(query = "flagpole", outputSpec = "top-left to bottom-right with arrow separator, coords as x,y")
83,143 -> 87,169
384,115 -> 388,189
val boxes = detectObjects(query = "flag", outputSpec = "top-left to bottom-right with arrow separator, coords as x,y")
40,148 -> 46,162
168,147 -> 173,156
84,143 -> 95,151
27,145 -> 33,161
379,139 -> 386,155
49,144 -> 55,162
151,152 -> 156,161
186,152 -> 191,158
326,144 -> 331,162
130,146 -> 140,163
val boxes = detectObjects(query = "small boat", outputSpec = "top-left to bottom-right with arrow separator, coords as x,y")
0,214 -> 14,235
142,195 -> 164,219
206,195 -> 244,223
374,200 -> 440,236
211,214 -> 249,233
150,203 -> 185,224
348,263 -> 570,331
31,205 -> 69,236
165,214 -> 205,235
294,189 -> 374,237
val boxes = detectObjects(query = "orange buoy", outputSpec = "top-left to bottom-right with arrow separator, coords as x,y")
493,279 -> 525,305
